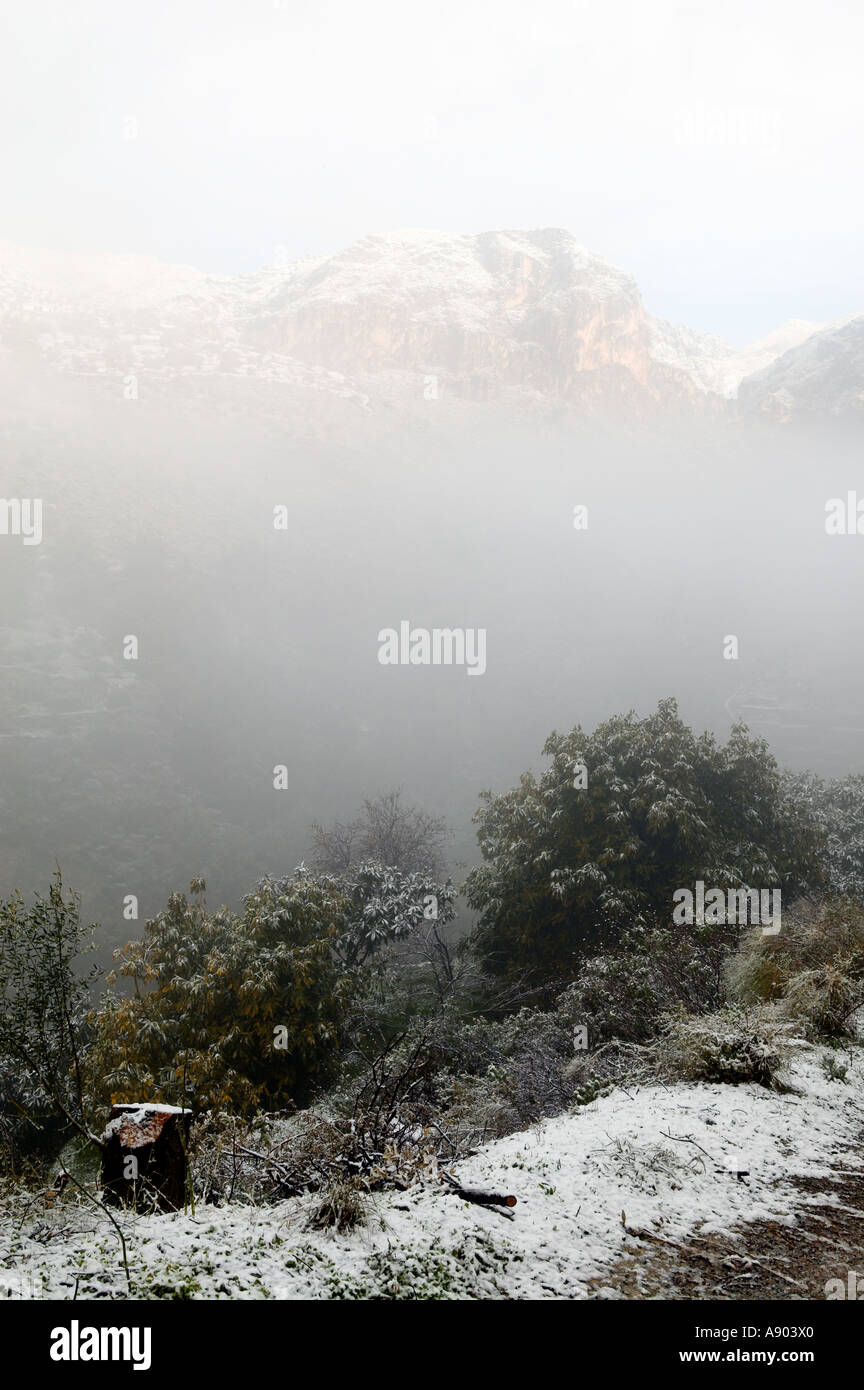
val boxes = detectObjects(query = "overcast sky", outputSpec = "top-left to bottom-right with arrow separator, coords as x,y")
1,0 -> 862,341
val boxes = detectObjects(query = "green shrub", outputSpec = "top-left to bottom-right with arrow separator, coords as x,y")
0,872 -> 101,1163
655,1008 -> 791,1090
554,920 -> 729,1046
467,699 -> 820,984
782,771 -> 864,903
820,1050 -> 850,1084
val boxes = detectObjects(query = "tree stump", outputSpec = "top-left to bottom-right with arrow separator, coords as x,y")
100,1103 -> 191,1211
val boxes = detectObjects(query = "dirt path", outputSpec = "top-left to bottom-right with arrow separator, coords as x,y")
587,1140 -> 864,1300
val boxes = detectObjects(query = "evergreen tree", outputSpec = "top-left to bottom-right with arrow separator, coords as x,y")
467,699 -> 820,983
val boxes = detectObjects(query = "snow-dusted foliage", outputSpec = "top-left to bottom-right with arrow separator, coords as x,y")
87,876 -> 347,1117
86,864 -> 457,1118
261,861 -> 456,972
467,699 -> 820,982
782,770 -> 864,902
0,873 -> 100,1162
730,895 -> 864,1039
554,920 -> 729,1046
654,1008 -> 792,1090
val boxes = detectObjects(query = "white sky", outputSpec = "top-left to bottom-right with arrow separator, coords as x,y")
1,0 -> 862,341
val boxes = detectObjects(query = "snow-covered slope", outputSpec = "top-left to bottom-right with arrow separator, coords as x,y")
2,1043 -> 861,1300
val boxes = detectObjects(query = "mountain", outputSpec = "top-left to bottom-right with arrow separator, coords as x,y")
0,230 -> 856,417
738,315 -> 864,419
232,227 -> 689,408
649,316 -> 827,398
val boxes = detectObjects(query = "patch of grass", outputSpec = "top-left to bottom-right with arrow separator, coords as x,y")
305,1179 -> 367,1234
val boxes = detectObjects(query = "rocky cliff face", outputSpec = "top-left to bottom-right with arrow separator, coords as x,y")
649,316 -> 827,398
237,228 -> 674,406
0,229 -> 857,419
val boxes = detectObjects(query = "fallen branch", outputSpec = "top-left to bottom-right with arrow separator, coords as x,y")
441,1171 -> 517,1209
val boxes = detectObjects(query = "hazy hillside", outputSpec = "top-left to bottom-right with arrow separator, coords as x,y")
2,233 -> 863,953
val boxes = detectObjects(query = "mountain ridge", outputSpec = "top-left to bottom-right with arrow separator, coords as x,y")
0,230 -> 858,417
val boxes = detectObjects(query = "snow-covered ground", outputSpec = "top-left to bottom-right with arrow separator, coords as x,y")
2,1043 -> 861,1300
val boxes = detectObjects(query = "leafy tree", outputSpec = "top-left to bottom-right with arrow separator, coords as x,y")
90,865 -> 457,1117
466,699 -> 820,984
0,871 -> 101,1148
262,862 -> 461,1029
782,771 -> 864,903
313,862 -> 456,971
89,877 -> 349,1116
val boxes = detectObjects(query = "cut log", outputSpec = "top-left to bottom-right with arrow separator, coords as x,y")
100,1103 -> 191,1212
441,1172 -> 517,1208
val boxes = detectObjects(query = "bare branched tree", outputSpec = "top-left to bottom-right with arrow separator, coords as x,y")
308,817 -> 358,874
310,789 -> 451,877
